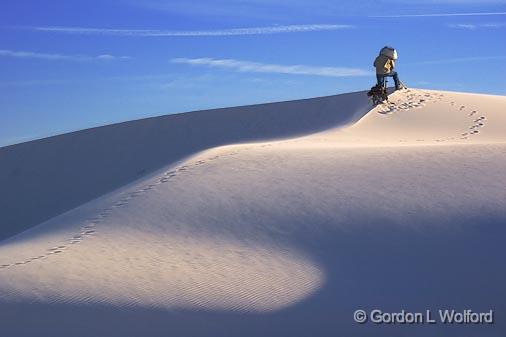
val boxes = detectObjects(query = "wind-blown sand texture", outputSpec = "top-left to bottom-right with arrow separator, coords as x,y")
1,89 -> 505,337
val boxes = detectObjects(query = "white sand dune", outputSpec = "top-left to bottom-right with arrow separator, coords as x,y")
0,88 -> 505,337
0,92 -> 369,240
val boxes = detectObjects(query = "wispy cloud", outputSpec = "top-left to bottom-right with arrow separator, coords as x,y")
0,49 -> 131,61
404,56 -> 506,65
171,58 -> 371,77
31,24 -> 354,37
372,12 -> 506,18
448,22 -> 506,29
132,0 -> 506,19
0,79 -> 75,87
0,74 -> 176,87
129,0 -> 349,20
386,0 -> 506,3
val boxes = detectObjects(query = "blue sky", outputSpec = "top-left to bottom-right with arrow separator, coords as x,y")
1,0 -> 505,146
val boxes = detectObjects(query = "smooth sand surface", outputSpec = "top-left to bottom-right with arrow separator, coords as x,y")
1,89 -> 505,337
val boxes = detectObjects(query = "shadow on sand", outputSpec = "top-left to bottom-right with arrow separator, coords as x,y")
1,212 -> 505,337
0,91 -> 371,240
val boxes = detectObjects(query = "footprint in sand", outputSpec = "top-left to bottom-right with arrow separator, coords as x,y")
1,148 -> 247,270
140,185 -> 155,192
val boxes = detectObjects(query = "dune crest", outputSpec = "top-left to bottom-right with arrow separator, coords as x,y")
1,88 -> 505,336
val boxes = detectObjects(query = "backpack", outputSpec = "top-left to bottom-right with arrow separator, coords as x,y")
367,84 -> 388,104
367,84 -> 386,97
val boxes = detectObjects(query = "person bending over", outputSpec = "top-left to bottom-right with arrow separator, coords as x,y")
374,46 -> 402,90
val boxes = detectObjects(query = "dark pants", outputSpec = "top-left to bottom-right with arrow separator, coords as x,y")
377,71 -> 400,89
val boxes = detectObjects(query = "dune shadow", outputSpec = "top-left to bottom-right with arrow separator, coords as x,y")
1,212 -> 504,337
0,91 -> 372,241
